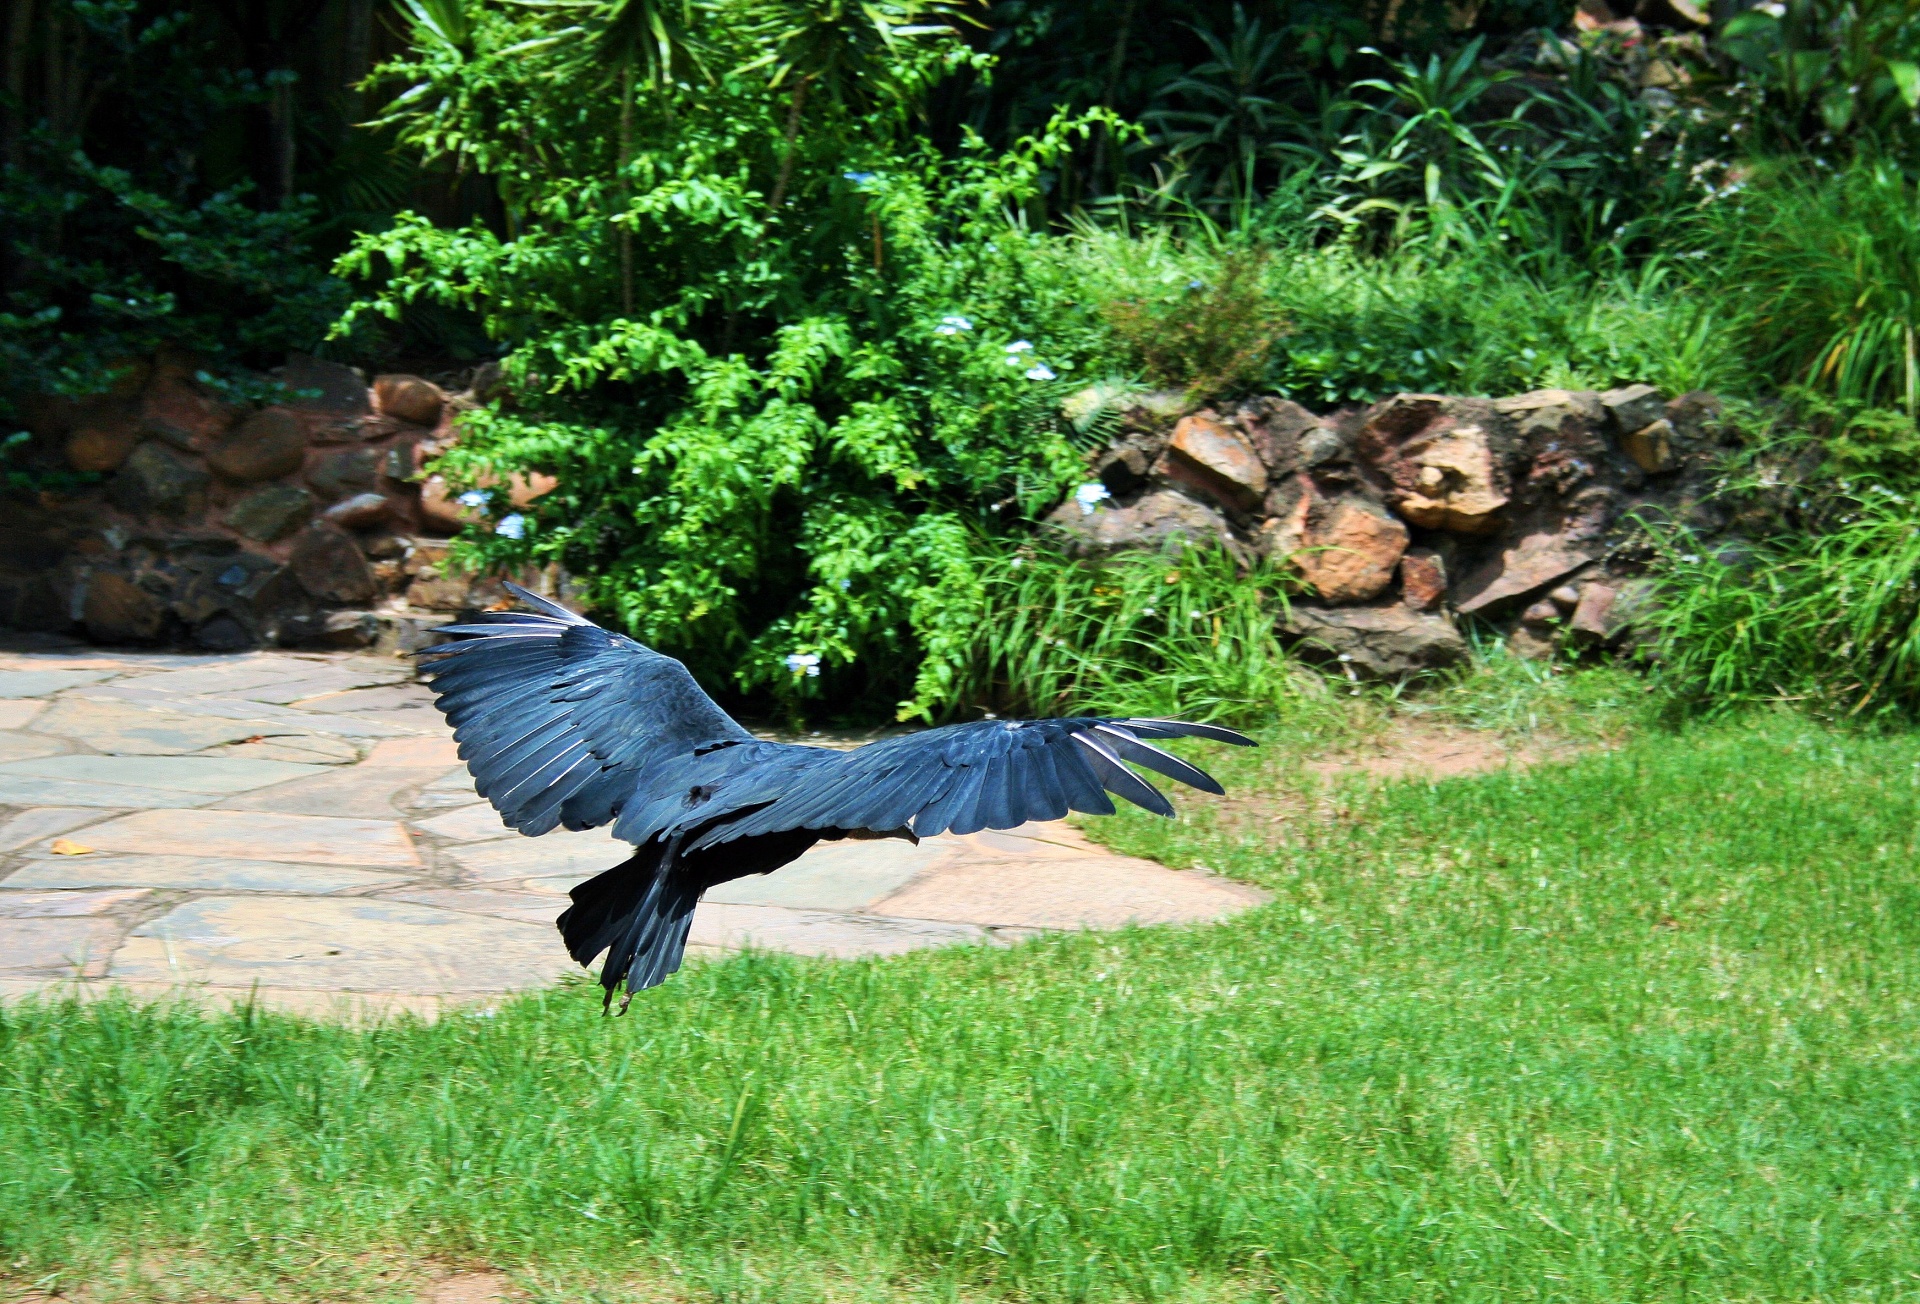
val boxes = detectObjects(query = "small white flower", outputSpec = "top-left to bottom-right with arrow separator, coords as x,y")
494,513 -> 526,540
1009,557 -> 1024,568
1681,554 -> 1701,564
1074,482 -> 1112,515
1141,606 -> 1155,617
784,652 -> 822,677
1004,340 -> 1033,354
457,490 -> 490,508
1025,363 -> 1056,381
933,314 -> 973,337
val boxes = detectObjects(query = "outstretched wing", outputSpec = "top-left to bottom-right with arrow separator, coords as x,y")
416,583 -> 754,836
681,714 -> 1254,850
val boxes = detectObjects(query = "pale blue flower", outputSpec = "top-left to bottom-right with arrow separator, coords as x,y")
1004,340 -> 1033,353
1025,363 -> 1056,381
457,490 -> 491,508
784,652 -> 822,678
1074,482 -> 1112,515
843,171 -> 877,185
934,314 -> 973,336
494,513 -> 526,540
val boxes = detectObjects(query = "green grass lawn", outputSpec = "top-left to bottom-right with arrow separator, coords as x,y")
4,714 -> 1919,1303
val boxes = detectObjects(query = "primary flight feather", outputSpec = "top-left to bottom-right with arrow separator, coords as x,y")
418,582 -> 1254,1008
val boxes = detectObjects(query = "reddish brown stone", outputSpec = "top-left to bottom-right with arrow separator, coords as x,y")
83,572 -> 167,643
1355,395 -> 1511,535
1568,583 -> 1619,640
1262,477 -> 1407,604
289,524 -> 377,605
207,408 -> 307,483
64,417 -> 141,473
1621,418 -> 1676,473
1159,412 -> 1267,513
418,474 -> 479,535
374,374 -> 446,426
1452,533 -> 1599,615
1399,548 -> 1447,610
140,374 -> 233,448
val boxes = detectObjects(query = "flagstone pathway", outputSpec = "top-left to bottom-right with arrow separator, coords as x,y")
0,638 -> 1265,1017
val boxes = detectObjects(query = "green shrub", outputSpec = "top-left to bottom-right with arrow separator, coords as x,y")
909,540 -> 1301,725
1648,490 -> 1920,721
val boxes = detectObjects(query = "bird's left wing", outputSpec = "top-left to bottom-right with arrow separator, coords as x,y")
683,714 -> 1254,850
416,583 -> 755,836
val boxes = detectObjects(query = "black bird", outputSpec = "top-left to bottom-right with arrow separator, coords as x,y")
418,582 -> 1254,1009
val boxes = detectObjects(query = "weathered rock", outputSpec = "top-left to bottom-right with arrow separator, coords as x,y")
1493,388 -> 1607,443
418,473 -> 479,534
289,524 -> 377,605
1568,582 -> 1618,641
225,486 -> 315,542
1548,584 -> 1582,610
1451,533 -> 1600,616
1356,396 -> 1513,535
1281,601 -> 1468,676
1600,384 -> 1664,433
1400,548 -> 1447,610
192,613 -> 256,652
373,374 -> 445,426
281,609 -> 381,649
322,492 -> 391,529
360,532 -> 409,561
140,374 -> 233,448
308,448 -> 380,499
109,442 -> 209,517
1261,477 -> 1407,604
1621,418 -> 1676,473
64,417 -> 141,473
382,440 -> 425,483
1159,413 -> 1267,513
83,572 -> 168,643
277,355 -> 370,415
506,470 -> 559,507
1044,487 -> 1237,558
406,573 -> 475,611
1521,599 -> 1560,626
1235,397 -> 1331,476
206,407 -> 307,483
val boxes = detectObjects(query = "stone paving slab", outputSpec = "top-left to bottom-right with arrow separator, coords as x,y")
0,644 -> 1267,1017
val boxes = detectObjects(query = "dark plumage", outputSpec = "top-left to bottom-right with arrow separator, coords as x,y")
417,582 -> 1254,1008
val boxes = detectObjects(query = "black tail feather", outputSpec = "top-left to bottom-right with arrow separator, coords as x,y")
557,842 -> 701,1010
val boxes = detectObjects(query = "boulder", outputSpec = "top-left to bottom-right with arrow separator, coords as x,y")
140,373 -> 233,449
1451,532 -> 1600,616
109,442 -> 209,517
225,486 -> 315,542
64,417 -> 141,473
374,374 -> 446,426
83,571 -> 168,643
206,407 -> 307,483
322,492 -> 392,529
308,448 -> 381,499
1093,433 -> 1163,497
1399,548 -> 1447,610
1621,418 -> 1676,473
281,609 -> 381,649
1355,396 -> 1512,534
1261,477 -> 1407,604
419,473 -> 480,534
288,524 -> 377,605
277,355 -> 370,415
1493,388 -> 1606,444
1158,412 -> 1267,513
191,613 -> 256,652
1281,601 -> 1468,677
1235,397 -> 1331,476
1600,384 -> 1664,433
1043,487 -> 1237,558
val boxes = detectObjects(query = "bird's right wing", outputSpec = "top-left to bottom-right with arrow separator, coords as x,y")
686,715 -> 1254,848
416,584 -> 755,836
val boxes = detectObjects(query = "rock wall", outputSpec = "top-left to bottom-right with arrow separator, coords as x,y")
1048,385 -> 1729,675
0,352 -> 564,653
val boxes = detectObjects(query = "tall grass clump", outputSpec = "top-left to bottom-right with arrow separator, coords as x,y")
1649,490 -> 1920,719
925,541 -> 1301,725
1708,159 -> 1920,415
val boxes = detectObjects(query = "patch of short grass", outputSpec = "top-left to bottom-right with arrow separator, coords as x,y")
4,715 -> 1919,1303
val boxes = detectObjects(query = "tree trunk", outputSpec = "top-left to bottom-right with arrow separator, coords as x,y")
4,0 -> 35,170
619,58 -> 634,315
342,0 -> 372,132
269,71 -> 297,206
1088,0 -> 1137,197
768,76 -> 809,210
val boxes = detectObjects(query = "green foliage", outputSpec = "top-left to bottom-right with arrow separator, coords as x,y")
1707,159 -> 1920,417
1714,0 -> 1920,154
912,540 -> 1301,725
1647,490 -> 1920,721
6,719 -> 1920,1302
1101,249 -> 1286,400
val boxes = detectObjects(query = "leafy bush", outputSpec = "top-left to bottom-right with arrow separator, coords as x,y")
1101,249 -> 1286,400
1648,490 -> 1920,721
909,540 -> 1301,725
1708,160 -> 1920,416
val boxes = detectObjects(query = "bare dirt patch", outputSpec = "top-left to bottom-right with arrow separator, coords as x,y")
1305,723 -> 1583,784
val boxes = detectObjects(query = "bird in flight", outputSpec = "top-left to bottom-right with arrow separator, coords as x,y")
418,583 -> 1253,1009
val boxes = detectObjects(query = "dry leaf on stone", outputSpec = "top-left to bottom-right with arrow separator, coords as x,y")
49,838 -> 94,855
